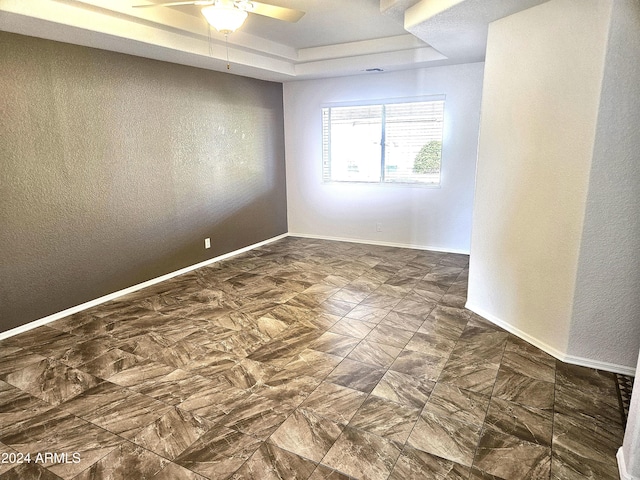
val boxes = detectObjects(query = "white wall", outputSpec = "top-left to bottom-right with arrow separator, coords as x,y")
467,0 -> 613,362
569,0 -> 640,369
283,63 -> 484,253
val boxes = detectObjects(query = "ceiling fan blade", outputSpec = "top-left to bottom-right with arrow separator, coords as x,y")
249,1 -> 305,22
133,1 -> 212,8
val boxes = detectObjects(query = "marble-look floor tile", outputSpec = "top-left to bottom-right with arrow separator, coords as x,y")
344,305 -> 391,324
178,383 -> 249,421
282,349 -> 342,380
328,318 -> 376,339
372,283 -> 412,299
407,411 -> 482,467
393,293 -> 438,315
555,362 -> 617,398
331,287 -> 371,304
316,298 -> 356,317
492,366 -> 555,409
0,463 -> 65,480
223,393 -> 293,440
365,323 -> 413,348
3,327 -> 78,356
0,406 -> 122,479
147,339 -> 211,369
551,445 -> 621,480
131,407 -> 216,461
79,348 -> 143,380
0,348 -> 47,377
553,381 -> 622,428
253,315 -> 291,340
389,349 -> 447,381
152,462 -> 210,479
246,340 -> 298,368
308,464 -> 354,480
322,426 -> 402,480
370,370 -> 434,409
233,443 -> 317,480
439,293 -> 467,308
379,311 -> 424,332
72,441 -> 168,480
268,408 -> 343,462
484,397 -> 553,446
389,446 -> 471,480
551,411 -> 624,472
213,358 -> 280,390
133,369 -> 213,406
61,382 -> 172,440
308,332 -> 360,357
423,266 -> 464,285
426,305 -> 470,330
423,382 -> 490,427
3,358 -> 100,406
186,350 -> 242,378
348,395 -> 420,443
56,336 -> 120,367
404,330 -> 457,357
0,383 -> 56,436
255,371 -> 321,408
438,358 -> 499,396
0,443 -> 18,476
346,340 -> 401,368
450,331 -> 508,369
361,292 -> 403,310
468,468 -> 506,480
473,428 -> 551,480
501,337 -> 556,383
413,280 -> 449,300
175,425 -> 263,479
104,358 -> 176,389
325,359 -> 386,393
116,331 -> 176,358
206,329 -> 268,358
299,382 -> 368,425
0,238 -> 625,480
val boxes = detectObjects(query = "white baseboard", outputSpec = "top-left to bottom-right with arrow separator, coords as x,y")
618,447 -> 639,480
465,301 -> 637,376
0,234 -> 288,341
288,232 -> 470,255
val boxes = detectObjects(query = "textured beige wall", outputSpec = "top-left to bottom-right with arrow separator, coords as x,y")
466,0 -> 611,357
0,32 -> 287,332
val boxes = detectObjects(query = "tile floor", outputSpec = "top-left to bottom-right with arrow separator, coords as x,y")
0,237 -> 625,479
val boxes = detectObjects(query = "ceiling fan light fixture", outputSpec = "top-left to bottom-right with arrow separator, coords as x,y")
201,4 -> 248,33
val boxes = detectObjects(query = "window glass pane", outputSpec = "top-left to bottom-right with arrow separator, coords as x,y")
323,105 -> 382,182
383,101 -> 444,184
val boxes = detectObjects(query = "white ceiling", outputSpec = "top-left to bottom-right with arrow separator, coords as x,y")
0,0 -> 549,82
171,0 -> 411,49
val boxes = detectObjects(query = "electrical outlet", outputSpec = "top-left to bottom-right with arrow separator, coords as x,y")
204,238 -> 211,249
376,223 -> 382,232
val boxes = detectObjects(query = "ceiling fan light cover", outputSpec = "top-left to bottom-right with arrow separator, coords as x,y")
201,5 -> 248,33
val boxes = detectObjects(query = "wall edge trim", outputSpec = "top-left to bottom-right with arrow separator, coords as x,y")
288,232 -> 470,255
465,301 -> 636,376
0,233 -> 288,340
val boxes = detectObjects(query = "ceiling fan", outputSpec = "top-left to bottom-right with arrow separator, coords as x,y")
133,0 -> 305,33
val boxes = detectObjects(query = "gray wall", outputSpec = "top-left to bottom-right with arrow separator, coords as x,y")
0,32 -> 288,332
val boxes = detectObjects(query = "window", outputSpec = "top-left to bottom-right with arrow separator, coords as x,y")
322,97 -> 445,185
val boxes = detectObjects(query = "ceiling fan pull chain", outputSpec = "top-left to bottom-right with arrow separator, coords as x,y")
225,33 -> 230,70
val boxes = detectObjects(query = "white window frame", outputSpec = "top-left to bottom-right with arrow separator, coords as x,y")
321,95 -> 445,186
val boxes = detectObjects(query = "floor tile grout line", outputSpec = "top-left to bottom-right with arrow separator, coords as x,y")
467,335 -> 509,478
